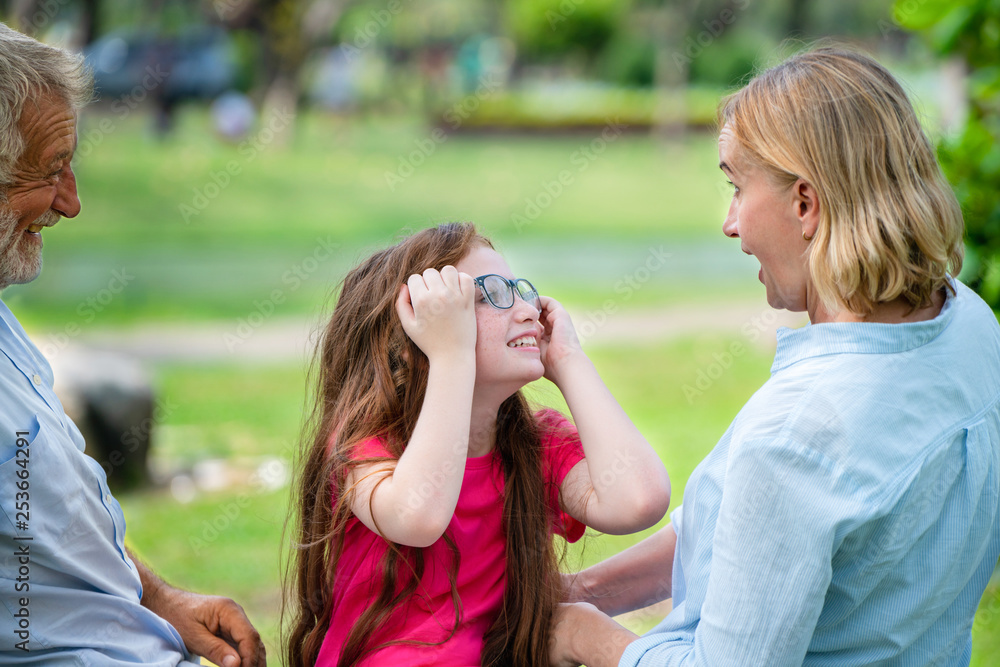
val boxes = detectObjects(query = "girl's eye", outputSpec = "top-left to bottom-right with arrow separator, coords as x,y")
726,180 -> 739,194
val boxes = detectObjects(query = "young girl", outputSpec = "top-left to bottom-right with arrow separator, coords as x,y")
284,223 -> 670,666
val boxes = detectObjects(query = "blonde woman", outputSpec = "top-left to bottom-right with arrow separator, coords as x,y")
550,47 -> 1000,667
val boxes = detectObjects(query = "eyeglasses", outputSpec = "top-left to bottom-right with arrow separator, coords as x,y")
473,274 -> 541,312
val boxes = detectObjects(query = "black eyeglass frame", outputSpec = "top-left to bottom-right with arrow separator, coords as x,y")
473,274 -> 541,312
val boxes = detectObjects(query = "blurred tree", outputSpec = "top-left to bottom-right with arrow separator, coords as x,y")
895,0 -> 1000,307
212,0 -> 346,143
332,0 -> 493,111
504,0 -> 627,66
6,0 -> 100,46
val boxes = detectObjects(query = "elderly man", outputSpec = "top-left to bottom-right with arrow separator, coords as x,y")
0,23 -> 265,667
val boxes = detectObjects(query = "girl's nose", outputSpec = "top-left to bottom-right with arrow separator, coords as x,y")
513,294 -> 539,321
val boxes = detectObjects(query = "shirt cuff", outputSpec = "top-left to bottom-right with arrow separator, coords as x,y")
618,632 -> 692,667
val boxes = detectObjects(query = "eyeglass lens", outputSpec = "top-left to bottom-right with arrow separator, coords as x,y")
481,275 -> 540,310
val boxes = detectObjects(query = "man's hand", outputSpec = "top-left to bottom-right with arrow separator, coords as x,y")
549,602 -> 638,667
144,585 -> 266,667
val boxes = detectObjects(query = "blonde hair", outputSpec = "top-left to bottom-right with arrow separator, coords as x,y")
719,46 -> 964,317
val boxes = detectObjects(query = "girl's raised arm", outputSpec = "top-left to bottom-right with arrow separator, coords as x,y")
539,296 -> 671,535
345,266 -> 477,548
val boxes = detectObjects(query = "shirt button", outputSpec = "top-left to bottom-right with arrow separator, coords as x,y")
32,374 -> 41,385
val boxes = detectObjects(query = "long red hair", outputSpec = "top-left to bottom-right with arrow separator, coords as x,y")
282,223 -> 566,666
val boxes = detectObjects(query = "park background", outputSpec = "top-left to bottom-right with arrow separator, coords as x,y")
1,0 -> 998,663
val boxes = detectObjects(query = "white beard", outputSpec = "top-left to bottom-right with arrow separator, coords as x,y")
0,207 -> 56,290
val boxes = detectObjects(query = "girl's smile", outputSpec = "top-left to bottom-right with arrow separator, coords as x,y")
456,246 -> 545,397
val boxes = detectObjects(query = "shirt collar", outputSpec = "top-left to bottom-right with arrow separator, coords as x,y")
771,277 -> 960,373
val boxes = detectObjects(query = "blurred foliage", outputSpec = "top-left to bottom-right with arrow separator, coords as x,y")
434,85 -> 722,131
685,25 -> 765,87
333,0 -> 489,49
504,0 -> 627,64
895,0 -> 1000,306
597,34 -> 656,87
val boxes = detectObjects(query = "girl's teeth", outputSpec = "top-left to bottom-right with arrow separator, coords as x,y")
508,337 -> 536,348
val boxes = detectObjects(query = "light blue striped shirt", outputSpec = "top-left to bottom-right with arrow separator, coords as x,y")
622,279 -> 1000,666
0,298 -> 198,665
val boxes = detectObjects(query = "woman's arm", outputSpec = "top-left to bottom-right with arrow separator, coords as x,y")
550,603 -> 638,667
539,295 -> 671,534
566,524 -> 676,617
346,267 -> 477,548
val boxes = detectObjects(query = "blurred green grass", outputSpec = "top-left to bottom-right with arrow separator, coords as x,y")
120,340 -> 999,666
6,107 -> 733,328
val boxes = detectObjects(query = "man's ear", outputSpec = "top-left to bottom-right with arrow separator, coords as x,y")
794,178 -> 820,240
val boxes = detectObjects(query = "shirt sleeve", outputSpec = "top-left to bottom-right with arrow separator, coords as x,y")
621,437 -> 858,667
350,436 -> 392,461
536,409 -> 587,543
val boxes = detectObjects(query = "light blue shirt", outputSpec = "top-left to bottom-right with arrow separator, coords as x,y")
622,279 -> 1000,667
0,298 -> 197,665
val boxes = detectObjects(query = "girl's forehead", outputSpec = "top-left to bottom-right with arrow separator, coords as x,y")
456,246 -> 513,277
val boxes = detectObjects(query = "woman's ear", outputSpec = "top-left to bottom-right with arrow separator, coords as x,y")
794,179 -> 821,240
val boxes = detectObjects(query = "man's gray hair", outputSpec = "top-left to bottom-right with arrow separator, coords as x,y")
0,22 -> 93,186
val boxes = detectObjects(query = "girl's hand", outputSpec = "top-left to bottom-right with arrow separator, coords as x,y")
539,295 -> 584,385
396,266 -> 477,363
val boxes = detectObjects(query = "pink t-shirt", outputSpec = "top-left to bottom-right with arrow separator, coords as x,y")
315,409 -> 586,667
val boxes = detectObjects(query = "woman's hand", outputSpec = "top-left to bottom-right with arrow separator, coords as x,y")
561,571 -> 589,603
396,266 -> 477,363
539,295 -> 584,385
549,602 -> 637,667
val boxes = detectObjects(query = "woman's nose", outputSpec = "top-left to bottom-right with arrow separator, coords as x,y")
722,202 -> 739,238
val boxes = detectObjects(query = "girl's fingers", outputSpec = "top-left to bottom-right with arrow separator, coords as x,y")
420,268 -> 442,296
407,272 -> 428,298
396,284 -> 413,316
457,271 -> 475,299
439,264 -> 460,288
